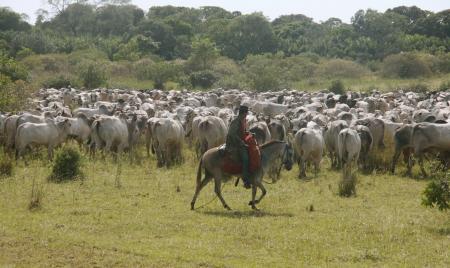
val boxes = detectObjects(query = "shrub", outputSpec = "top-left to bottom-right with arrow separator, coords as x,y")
422,178 -> 449,211
328,80 -> 345,95
28,178 -> 43,211
189,70 -> 217,89
339,172 -> 357,197
244,54 -> 282,91
0,78 -> 32,112
0,53 -> 28,81
438,80 -> 450,91
0,156 -> 13,178
407,82 -> 429,94
48,146 -> 84,182
315,59 -> 369,79
42,75 -> 78,89
79,63 -> 107,89
381,53 -> 432,78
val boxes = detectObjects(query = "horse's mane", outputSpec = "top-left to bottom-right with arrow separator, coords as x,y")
259,140 -> 285,149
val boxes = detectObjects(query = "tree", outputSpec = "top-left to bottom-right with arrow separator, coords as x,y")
49,3 -> 95,36
0,7 -> 31,32
220,13 -> 277,60
95,4 -> 143,36
186,38 -> 218,71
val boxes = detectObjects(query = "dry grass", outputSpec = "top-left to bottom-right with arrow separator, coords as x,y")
0,148 -> 449,267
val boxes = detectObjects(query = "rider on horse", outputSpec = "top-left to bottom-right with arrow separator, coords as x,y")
225,105 -> 251,189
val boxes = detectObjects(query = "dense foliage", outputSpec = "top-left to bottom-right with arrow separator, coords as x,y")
0,3 -> 449,91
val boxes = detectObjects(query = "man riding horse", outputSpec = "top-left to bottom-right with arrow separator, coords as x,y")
225,105 -> 251,189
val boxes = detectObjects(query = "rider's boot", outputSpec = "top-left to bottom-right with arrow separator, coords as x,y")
241,148 -> 251,189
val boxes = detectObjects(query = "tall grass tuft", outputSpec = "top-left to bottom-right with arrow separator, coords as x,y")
339,168 -> 357,197
0,156 -> 14,178
48,146 -> 84,183
28,177 -> 43,211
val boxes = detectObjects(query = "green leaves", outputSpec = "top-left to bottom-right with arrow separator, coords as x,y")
422,178 -> 450,211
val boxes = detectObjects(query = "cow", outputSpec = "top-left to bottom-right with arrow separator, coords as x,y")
390,124 -> 414,176
74,104 -> 112,119
324,120 -> 348,168
294,126 -> 324,178
90,114 -> 138,158
15,118 -> 72,161
268,119 -> 286,141
410,122 -> 450,177
338,128 -> 361,194
249,121 -> 271,145
149,118 -> 184,167
354,125 -> 373,170
197,116 -> 228,156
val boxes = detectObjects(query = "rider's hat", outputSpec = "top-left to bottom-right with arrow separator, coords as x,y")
238,105 -> 249,114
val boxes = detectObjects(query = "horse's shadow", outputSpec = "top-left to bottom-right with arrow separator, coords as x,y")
199,210 -> 294,219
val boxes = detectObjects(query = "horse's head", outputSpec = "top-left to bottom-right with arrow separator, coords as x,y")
282,142 -> 294,171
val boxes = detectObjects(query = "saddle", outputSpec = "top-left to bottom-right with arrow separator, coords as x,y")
221,134 -> 261,175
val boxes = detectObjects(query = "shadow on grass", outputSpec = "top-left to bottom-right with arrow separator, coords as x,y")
426,225 -> 450,236
199,210 -> 294,218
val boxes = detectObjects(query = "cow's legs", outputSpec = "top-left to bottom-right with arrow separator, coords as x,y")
390,148 -> 401,174
418,154 -> 428,177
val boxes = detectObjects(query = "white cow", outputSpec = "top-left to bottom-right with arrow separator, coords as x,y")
15,118 -> 72,160
197,116 -> 228,155
149,118 -> 184,167
324,120 -> 348,168
90,115 -> 138,157
338,128 -> 361,178
294,125 -> 324,178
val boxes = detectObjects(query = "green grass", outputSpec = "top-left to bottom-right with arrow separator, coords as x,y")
108,77 -> 154,90
0,147 -> 449,267
294,73 -> 450,92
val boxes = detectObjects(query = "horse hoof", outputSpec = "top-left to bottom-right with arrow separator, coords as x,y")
225,206 -> 231,211
252,206 -> 259,211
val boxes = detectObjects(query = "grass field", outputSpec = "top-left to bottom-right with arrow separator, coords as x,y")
0,148 -> 449,267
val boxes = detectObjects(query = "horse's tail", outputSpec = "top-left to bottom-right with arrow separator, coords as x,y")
196,156 -> 203,187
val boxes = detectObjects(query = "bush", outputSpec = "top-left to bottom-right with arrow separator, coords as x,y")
0,53 -> 28,81
407,82 -> 429,94
244,54 -> 282,91
438,80 -> 450,91
328,80 -> 346,95
42,75 -> 78,89
79,63 -> 107,89
48,146 -> 84,182
0,77 -> 32,112
339,172 -> 357,197
0,156 -> 13,178
189,70 -> 217,89
381,53 -> 432,78
315,59 -> 369,79
422,178 -> 449,211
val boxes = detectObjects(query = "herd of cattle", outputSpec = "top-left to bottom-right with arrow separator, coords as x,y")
1,87 -> 450,178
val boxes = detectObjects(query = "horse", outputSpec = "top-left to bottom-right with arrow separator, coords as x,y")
190,140 -> 293,210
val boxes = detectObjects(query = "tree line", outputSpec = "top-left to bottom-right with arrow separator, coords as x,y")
0,1 -> 449,93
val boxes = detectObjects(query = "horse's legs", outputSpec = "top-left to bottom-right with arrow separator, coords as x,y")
250,184 -> 258,210
253,181 -> 266,205
190,173 -> 213,210
214,178 -> 231,210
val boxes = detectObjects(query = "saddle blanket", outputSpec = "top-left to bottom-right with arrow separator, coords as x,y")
221,134 -> 261,175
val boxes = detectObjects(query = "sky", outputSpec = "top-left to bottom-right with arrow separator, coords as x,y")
0,0 -> 448,24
